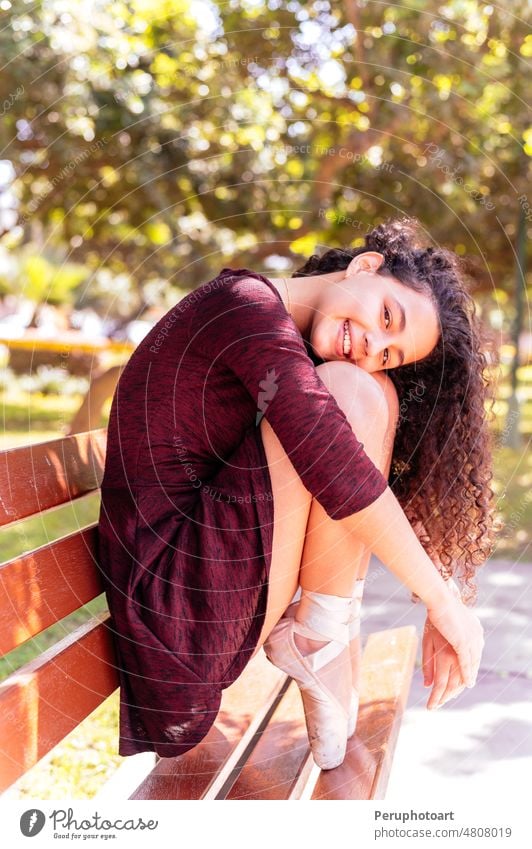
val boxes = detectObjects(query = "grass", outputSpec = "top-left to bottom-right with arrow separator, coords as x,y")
1,372 -> 531,799
0,391 -> 79,438
7,692 -> 123,800
1,491 -> 101,564
0,593 -> 108,684
491,445 -> 532,560
488,362 -> 532,560
0,388 -> 123,800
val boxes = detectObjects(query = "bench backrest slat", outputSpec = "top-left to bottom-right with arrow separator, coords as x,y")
0,429 -> 106,527
0,425 -> 417,800
0,526 -> 104,655
0,613 -> 118,793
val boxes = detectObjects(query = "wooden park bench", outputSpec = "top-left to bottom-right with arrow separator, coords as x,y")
0,429 -> 418,800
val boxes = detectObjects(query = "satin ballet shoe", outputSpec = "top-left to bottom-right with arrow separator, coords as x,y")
263,589 -> 353,770
346,578 -> 365,738
282,581 -> 365,739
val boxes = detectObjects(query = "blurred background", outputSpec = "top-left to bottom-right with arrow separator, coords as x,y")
0,0 -> 530,799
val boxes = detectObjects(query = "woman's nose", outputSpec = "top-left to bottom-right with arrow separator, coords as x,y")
364,332 -> 385,358
363,331 -> 392,357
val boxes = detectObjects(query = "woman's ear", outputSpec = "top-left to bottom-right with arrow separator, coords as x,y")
346,251 -> 385,276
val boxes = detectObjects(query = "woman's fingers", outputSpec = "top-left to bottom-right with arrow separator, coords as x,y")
426,595 -> 485,690
423,603 -> 485,709
427,651 -> 452,710
457,643 -> 472,688
447,632 -> 482,698
437,666 -> 465,707
457,638 -> 479,688
422,625 -> 435,688
464,629 -> 484,688
468,618 -> 485,687
468,645 -> 477,687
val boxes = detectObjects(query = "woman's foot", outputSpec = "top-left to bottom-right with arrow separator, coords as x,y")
263,589 -> 353,770
281,578 -> 366,739
346,578 -> 365,737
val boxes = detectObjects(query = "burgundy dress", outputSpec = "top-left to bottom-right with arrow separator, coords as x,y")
97,267 -> 388,758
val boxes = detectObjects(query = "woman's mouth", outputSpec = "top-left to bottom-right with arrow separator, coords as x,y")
340,319 -> 352,358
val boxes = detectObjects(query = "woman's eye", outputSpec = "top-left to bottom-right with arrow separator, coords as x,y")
383,348 -> 389,366
384,306 -> 391,328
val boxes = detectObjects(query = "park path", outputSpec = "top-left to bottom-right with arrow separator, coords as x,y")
361,555 -> 532,800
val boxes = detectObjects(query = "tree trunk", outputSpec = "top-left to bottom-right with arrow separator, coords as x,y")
67,365 -> 125,434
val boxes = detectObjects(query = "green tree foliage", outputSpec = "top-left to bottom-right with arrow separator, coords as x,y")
0,0 -> 530,317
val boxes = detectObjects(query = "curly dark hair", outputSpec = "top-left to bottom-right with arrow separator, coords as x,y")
292,216 -> 498,605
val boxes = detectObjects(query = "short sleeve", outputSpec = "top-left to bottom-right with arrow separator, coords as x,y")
188,272 -> 388,519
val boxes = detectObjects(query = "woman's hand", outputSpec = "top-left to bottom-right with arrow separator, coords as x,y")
424,589 -> 484,689
422,618 -> 467,709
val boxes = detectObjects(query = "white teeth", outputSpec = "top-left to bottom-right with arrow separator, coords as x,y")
343,320 -> 351,356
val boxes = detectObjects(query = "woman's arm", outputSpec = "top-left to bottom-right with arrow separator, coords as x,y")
188,273 -> 389,518
340,486 -> 449,609
189,273 -> 484,686
339,486 -> 484,687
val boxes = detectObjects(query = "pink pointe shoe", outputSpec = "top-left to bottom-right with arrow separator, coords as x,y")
282,577 -> 366,740
263,589 -> 352,770
346,577 -> 365,738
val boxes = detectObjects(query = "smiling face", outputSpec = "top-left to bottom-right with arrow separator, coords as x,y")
309,251 -> 441,373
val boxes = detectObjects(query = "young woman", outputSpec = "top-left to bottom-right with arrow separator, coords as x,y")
97,217 -> 496,771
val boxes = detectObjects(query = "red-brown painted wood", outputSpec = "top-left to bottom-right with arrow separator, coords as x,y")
129,650 -> 287,800
311,626 -> 418,800
0,527 -> 104,656
226,679 -> 311,799
225,626 -> 418,801
0,427 -> 418,801
0,429 -> 107,526
0,613 -> 118,793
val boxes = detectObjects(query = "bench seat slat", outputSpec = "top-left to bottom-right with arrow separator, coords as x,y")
0,429 -> 106,526
224,626 -> 417,801
0,613 -> 118,793
0,527 -> 104,655
129,651 -> 287,801
311,625 -> 418,800
225,679 -> 312,800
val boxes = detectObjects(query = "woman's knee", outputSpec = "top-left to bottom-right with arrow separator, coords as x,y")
316,362 -> 398,428
316,361 -> 399,465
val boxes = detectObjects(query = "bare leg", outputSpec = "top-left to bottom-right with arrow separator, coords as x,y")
254,362 -> 399,766
301,367 -> 399,690
297,364 -> 399,597
252,362 -> 399,657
